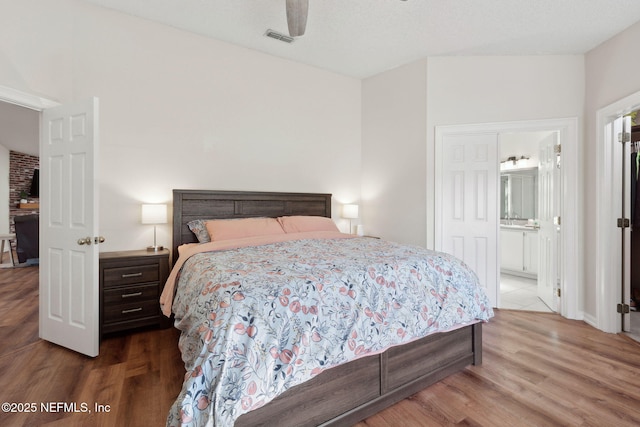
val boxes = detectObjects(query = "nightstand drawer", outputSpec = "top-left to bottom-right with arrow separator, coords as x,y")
103,264 -> 159,286
103,300 -> 159,323
103,283 -> 159,305
99,249 -> 170,338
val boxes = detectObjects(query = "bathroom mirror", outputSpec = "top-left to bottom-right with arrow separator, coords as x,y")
500,168 -> 537,220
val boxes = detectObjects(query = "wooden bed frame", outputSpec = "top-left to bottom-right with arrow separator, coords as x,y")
172,189 -> 483,427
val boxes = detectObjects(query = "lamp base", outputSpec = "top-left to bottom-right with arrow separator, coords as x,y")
147,245 -> 164,252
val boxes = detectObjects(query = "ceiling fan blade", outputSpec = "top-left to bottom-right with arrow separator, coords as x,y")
286,0 -> 308,37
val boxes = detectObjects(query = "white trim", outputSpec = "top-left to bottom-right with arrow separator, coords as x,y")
595,91 -> 640,333
434,117 -> 580,320
0,85 -> 58,111
583,312 -> 597,329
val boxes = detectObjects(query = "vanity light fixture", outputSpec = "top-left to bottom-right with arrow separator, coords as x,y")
501,155 -> 530,165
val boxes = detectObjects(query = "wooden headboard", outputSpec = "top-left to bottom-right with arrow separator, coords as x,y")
172,190 -> 332,262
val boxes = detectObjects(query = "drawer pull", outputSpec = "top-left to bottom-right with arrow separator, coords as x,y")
122,307 -> 143,314
121,272 -> 143,279
121,291 -> 143,298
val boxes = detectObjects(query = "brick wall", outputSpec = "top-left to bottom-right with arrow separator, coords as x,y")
9,151 -> 39,234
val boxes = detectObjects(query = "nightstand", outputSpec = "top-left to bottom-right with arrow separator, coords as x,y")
99,249 -> 170,337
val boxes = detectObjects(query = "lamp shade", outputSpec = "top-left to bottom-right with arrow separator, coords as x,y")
141,204 -> 167,224
342,204 -> 359,219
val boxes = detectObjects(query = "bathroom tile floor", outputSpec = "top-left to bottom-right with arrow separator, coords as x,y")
499,273 -> 553,312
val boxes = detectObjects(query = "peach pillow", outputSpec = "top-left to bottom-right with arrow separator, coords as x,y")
277,216 -> 339,233
205,217 -> 285,242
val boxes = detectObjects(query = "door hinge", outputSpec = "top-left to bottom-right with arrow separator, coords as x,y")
619,132 -> 631,143
554,216 -> 561,226
617,303 -> 630,314
556,288 -> 561,297
617,218 -> 630,228
554,144 -> 561,154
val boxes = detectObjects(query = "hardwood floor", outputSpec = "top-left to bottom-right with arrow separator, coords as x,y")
0,264 -> 183,427
2,265 -> 640,426
356,311 -> 640,427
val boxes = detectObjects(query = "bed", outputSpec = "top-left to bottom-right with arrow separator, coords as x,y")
163,189 -> 493,427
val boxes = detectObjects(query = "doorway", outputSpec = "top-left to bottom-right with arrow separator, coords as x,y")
596,90 -> 640,334
435,117 -> 579,319
0,85 -> 102,357
629,114 -> 640,341
0,102 -> 39,266
607,112 -> 640,342
498,131 -> 556,313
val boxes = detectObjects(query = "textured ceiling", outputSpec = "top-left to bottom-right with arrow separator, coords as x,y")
82,0 -> 640,78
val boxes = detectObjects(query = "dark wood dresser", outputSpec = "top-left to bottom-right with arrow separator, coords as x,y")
99,249 -> 170,337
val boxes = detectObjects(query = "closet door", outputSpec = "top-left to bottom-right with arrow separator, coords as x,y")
436,131 -> 499,308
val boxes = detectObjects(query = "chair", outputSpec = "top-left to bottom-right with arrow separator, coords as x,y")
0,233 -> 15,267
14,214 -> 39,264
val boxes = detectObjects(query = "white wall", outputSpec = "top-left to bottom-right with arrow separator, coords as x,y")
584,20 -> 640,319
0,0 -> 362,251
0,103 -> 39,156
0,102 -> 39,241
361,59 -> 427,245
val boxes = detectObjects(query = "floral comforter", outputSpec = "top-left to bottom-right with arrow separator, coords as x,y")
165,234 -> 493,426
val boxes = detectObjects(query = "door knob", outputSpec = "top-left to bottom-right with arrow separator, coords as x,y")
77,237 -> 92,245
94,236 -> 105,244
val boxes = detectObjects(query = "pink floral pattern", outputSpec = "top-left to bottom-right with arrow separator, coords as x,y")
166,237 -> 493,426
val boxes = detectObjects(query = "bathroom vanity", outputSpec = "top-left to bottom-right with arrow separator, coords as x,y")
500,225 -> 538,278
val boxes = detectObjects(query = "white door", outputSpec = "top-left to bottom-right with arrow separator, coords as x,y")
436,132 -> 499,307
537,132 -> 559,311
39,98 -> 100,357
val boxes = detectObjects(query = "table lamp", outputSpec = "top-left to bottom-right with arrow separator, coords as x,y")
342,204 -> 359,235
141,204 -> 167,251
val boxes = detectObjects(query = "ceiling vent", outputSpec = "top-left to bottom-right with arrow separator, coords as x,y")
265,29 -> 295,44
